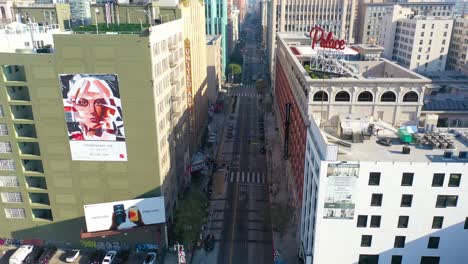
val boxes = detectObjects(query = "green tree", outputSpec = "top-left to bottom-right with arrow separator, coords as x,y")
173,189 -> 208,246
228,63 -> 242,75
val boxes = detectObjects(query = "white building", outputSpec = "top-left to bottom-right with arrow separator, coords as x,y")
379,7 -> 453,72
447,16 -> 468,73
274,33 -> 468,264
359,2 -> 455,45
69,0 -> 91,25
231,9 -> 239,47
0,22 -> 63,52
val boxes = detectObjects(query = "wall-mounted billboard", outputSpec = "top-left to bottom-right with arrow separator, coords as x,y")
323,162 -> 359,220
84,197 -> 166,232
59,74 -> 127,161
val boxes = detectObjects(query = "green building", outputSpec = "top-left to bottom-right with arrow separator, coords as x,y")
0,19 -> 189,248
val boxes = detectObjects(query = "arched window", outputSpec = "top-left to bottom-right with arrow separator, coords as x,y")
357,91 -> 373,102
380,91 -> 396,102
0,7 -> 5,18
403,91 -> 419,102
313,91 -> 328,102
335,91 -> 351,102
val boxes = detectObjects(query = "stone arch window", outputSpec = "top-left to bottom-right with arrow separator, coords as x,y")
0,7 -> 5,18
335,91 -> 351,102
403,91 -> 419,102
380,91 -> 397,102
313,91 -> 328,102
357,91 -> 373,102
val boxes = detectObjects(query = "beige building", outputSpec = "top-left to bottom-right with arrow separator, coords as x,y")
447,16 -> 468,73
179,0 -> 209,150
13,3 -> 71,31
379,6 -> 453,72
0,0 -> 34,27
206,35 -> 222,104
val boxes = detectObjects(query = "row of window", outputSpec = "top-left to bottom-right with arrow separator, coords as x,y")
312,91 -> 418,103
358,215 -> 468,229
361,234 -> 441,250
360,254 -> 439,264
368,172 -> 462,187
370,193 -> 459,208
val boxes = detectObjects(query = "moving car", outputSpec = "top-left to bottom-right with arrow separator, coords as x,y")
24,247 -> 44,264
10,245 -> 35,264
142,252 -> 157,264
38,247 -> 57,264
101,250 -> 117,264
88,251 -> 103,264
204,234 -> 215,252
64,249 -> 80,263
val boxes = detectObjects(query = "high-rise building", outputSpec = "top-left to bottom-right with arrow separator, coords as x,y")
206,35 -> 223,103
447,16 -> 468,73
358,1 -> 455,45
231,8 -> 240,53
69,0 -> 91,26
275,32 -> 468,264
379,5 -> 453,72
233,0 -> 245,22
205,0 -> 228,78
0,19 -> 188,247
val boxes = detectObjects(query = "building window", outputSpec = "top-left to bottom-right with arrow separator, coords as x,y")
391,255 -> 403,264
380,91 -> 396,102
358,255 -> 379,264
401,173 -> 414,186
370,215 -> 381,228
394,236 -> 406,248
464,217 -> 468,229
448,173 -> 461,187
1,192 -> 23,203
361,235 -> 372,247
432,216 -> 443,229
368,172 -> 380,186
335,91 -> 351,102
0,176 -> 19,187
0,105 -> 4,117
432,173 -> 445,187
435,195 -> 458,208
4,208 -> 26,219
313,91 -> 328,102
371,193 -> 383,206
357,215 -> 368,227
357,91 -> 373,102
0,142 -> 12,153
402,91 -> 418,102
0,124 -> 8,135
428,237 -> 440,249
401,194 -> 413,207
398,215 -> 409,228
421,256 -> 440,264
0,159 -> 15,170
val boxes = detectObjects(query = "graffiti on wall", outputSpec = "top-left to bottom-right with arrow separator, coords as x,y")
80,240 -> 129,251
0,238 -> 44,246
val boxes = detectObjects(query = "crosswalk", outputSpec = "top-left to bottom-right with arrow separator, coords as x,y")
229,93 -> 260,97
225,171 -> 266,184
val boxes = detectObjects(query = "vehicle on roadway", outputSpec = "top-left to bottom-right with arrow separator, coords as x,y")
64,249 -> 80,263
24,247 -> 44,264
142,252 -> 157,264
101,250 -> 117,264
38,247 -> 57,264
10,245 -> 35,264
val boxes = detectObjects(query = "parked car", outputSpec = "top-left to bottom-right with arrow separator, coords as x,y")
376,138 -> 392,146
38,247 -> 57,264
88,251 -> 103,264
101,250 -> 117,264
64,249 -> 80,263
142,252 -> 157,264
9,245 -> 35,264
23,247 -> 43,264
204,234 -> 215,252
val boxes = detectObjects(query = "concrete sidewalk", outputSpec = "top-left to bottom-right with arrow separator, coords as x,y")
265,111 -> 300,264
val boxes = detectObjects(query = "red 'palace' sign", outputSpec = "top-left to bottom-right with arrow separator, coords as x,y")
309,26 -> 346,50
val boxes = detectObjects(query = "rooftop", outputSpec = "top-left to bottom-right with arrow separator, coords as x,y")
319,115 -> 468,163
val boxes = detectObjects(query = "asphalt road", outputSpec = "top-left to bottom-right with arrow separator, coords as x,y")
218,13 -> 273,264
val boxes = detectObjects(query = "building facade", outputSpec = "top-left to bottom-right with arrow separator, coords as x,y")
13,3 -> 71,31
359,1 -> 455,45
205,0 -> 227,78
447,16 -> 468,73
68,0 -> 91,26
206,34 -> 222,104
379,6 -> 453,72
0,19 -> 187,247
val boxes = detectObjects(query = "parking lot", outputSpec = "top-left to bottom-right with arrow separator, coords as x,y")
0,246 -> 148,264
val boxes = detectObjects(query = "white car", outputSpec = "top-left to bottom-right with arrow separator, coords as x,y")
65,249 -> 80,263
101,250 -> 117,264
142,252 -> 157,264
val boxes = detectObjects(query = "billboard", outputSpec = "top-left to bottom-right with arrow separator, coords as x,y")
59,74 -> 127,161
84,197 -> 166,232
323,163 -> 359,220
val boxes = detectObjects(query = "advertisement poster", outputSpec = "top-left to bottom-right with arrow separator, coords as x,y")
323,163 -> 359,219
59,74 -> 127,161
84,197 -> 166,232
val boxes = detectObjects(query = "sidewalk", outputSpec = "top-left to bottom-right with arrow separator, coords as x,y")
265,111 -> 300,264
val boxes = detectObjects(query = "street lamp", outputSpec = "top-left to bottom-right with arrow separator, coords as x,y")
95,8 -> 99,34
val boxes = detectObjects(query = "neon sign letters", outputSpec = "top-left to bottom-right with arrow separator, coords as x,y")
309,26 -> 346,50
